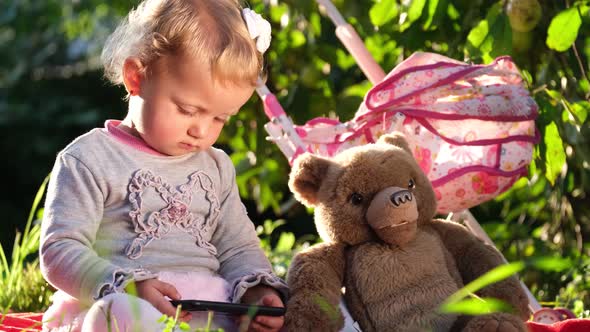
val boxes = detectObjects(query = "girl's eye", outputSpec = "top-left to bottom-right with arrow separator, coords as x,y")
349,193 -> 364,206
408,179 -> 415,189
216,116 -> 230,123
178,106 -> 196,117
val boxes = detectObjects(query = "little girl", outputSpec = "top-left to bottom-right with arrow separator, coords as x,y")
39,0 -> 287,331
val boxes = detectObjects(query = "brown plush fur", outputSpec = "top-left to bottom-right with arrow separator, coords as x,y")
285,133 -> 530,332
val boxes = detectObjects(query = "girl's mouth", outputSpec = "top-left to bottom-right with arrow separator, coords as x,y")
179,142 -> 198,150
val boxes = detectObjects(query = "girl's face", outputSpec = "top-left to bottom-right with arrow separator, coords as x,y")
124,54 -> 254,156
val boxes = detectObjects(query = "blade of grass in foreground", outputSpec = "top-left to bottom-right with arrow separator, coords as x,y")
0,175 -> 51,313
439,257 -> 574,315
441,262 -> 526,308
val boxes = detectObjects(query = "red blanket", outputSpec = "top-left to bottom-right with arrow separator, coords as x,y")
1,313 -> 589,332
0,313 -> 43,332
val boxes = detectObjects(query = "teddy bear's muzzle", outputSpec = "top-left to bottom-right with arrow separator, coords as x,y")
367,187 -> 419,247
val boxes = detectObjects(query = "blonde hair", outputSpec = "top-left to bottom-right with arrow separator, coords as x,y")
101,0 -> 263,87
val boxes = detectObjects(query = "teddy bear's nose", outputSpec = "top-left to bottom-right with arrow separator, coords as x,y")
390,190 -> 412,206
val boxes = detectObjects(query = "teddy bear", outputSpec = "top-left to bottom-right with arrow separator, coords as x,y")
284,132 -> 530,332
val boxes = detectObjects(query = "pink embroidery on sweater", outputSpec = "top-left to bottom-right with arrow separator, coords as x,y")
125,170 -> 220,259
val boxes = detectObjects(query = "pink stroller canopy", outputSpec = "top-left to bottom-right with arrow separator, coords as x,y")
263,52 -> 539,213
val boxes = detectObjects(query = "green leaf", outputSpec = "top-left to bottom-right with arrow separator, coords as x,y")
440,297 -> 513,315
369,0 -> 399,27
521,69 -> 533,85
289,30 -> 306,48
365,34 -> 392,64
309,12 -> 322,37
336,48 -> 356,70
342,81 -> 373,98
408,0 -> 427,23
465,3 -> 502,60
422,0 -> 438,30
573,300 -> 586,317
546,7 -> 583,52
529,257 -> 573,272
489,11 -> 512,57
467,19 -> 490,48
571,101 -> 589,123
423,0 -> 448,30
543,121 -> 566,185
269,3 -> 288,23
400,0 -> 426,32
275,232 -> 296,252
447,3 -> 460,20
580,78 -> 590,95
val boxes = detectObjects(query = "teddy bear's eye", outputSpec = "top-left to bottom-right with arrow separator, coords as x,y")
408,179 -> 415,189
349,193 -> 364,205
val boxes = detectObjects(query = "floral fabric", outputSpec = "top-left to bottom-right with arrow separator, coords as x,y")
278,52 -> 538,213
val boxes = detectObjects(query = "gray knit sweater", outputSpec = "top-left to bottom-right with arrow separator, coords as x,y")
40,122 -> 287,305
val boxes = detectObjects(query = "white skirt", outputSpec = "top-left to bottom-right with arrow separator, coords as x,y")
43,271 -> 233,332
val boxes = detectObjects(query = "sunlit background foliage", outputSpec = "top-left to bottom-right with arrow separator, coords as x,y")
1,0 -> 588,314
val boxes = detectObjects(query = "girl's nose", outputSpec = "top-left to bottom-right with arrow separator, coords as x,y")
188,120 -> 209,138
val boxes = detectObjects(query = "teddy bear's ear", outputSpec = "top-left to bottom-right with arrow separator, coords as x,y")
378,132 -> 412,155
289,153 -> 333,207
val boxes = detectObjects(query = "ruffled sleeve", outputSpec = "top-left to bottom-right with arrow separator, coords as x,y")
230,270 -> 289,303
95,268 -> 158,299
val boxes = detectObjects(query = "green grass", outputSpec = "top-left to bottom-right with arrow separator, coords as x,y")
0,175 -> 53,315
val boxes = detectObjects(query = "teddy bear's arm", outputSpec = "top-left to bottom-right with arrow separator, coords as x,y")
429,220 -> 530,319
285,241 -> 347,331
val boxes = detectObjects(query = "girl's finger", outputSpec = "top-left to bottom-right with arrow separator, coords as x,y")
180,311 -> 192,323
261,295 -> 282,307
248,320 -> 274,332
155,281 -> 181,300
255,315 -> 284,330
150,294 -> 176,317
154,296 -> 178,317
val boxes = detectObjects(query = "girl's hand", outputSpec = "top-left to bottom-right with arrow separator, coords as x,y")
135,278 -> 192,322
238,285 -> 285,332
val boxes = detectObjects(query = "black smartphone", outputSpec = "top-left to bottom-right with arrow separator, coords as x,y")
170,299 -> 285,317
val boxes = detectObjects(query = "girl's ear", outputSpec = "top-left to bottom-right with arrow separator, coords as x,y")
122,57 -> 144,96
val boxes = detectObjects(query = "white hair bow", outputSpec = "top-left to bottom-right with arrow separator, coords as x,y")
242,8 -> 272,54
